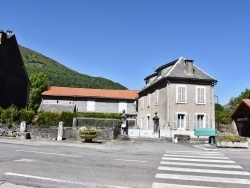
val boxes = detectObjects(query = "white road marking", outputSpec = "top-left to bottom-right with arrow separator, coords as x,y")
5,172 -> 129,188
162,157 -> 235,163
160,161 -> 243,169
166,151 -> 220,154
163,154 -> 228,159
158,166 -> 250,176
155,173 -> 250,185
152,182 -> 221,188
115,159 -> 148,163
16,150 -> 82,158
14,159 -> 35,162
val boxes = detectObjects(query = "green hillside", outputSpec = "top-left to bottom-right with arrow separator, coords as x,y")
19,45 -> 127,90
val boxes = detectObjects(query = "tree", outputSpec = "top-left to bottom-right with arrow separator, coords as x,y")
215,103 -> 232,130
28,72 -> 49,111
228,88 -> 250,109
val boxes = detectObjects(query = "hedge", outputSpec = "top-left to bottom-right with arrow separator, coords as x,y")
0,106 -> 122,127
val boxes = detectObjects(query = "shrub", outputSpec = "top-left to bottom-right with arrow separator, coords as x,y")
0,107 -> 3,122
0,105 -> 19,125
216,132 -> 248,142
78,126 -> 101,140
18,109 -> 35,125
59,111 -> 76,127
36,111 -> 60,127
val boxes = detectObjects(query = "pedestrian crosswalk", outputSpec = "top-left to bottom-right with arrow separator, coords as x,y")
152,150 -> 250,188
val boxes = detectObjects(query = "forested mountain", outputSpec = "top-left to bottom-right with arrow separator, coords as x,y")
19,45 -> 127,90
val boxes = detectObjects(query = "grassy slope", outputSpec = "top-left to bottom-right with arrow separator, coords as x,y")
19,45 -> 127,90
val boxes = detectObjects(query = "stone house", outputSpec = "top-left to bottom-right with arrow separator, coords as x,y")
38,86 -> 138,117
231,99 -> 250,137
137,57 -> 217,138
0,30 -> 30,109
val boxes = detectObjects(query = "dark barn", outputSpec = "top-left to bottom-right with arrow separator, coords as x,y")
0,30 -> 30,109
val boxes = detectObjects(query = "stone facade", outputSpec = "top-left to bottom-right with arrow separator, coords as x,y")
137,57 -> 217,138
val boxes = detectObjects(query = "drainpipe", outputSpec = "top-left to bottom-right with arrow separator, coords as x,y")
167,80 -> 171,137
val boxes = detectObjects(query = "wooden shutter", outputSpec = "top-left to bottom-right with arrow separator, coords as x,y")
173,114 -> 178,129
193,114 -> 197,129
205,114 -> 209,128
186,114 -> 189,130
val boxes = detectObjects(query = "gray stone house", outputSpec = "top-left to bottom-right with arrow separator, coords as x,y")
136,57 -> 217,138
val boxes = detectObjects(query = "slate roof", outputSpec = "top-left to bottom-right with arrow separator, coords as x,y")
38,103 -> 75,113
140,57 -> 217,92
42,86 -> 139,100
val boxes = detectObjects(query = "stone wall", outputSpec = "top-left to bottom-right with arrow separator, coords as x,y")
0,123 -> 120,140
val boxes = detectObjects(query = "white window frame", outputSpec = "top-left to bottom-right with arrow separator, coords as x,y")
194,113 -> 208,128
173,112 -> 189,130
196,86 -> 206,104
87,100 -> 95,112
176,85 -> 187,103
155,89 -> 159,106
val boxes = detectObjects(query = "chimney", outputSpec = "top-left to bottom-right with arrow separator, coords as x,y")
185,60 -> 194,76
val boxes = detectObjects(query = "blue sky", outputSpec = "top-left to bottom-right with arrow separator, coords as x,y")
1,0 -> 250,105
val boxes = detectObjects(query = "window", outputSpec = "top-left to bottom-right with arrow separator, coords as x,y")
147,94 -> 151,107
119,102 -> 127,113
176,85 -> 187,103
194,114 -> 209,128
155,89 -> 159,105
196,87 -> 206,104
140,116 -> 144,129
87,100 -> 95,111
157,70 -> 162,79
141,97 -> 144,110
173,113 -> 189,129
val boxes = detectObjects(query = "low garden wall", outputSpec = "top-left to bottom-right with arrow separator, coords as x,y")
0,123 -> 120,140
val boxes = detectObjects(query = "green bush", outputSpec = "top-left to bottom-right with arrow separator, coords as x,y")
0,105 -> 19,125
216,132 -> 248,142
0,107 -> 4,122
78,126 -> 101,140
36,111 -> 60,127
59,111 -> 76,127
18,109 -> 35,125
76,112 -> 121,119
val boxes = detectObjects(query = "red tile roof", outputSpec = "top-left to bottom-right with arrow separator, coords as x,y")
230,99 -> 250,118
42,86 -> 139,100
243,99 -> 250,107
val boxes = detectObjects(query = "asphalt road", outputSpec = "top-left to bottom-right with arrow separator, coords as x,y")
0,138 -> 250,188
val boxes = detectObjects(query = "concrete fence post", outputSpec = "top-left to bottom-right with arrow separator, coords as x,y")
72,118 -> 78,127
20,121 -> 27,133
57,121 -> 64,141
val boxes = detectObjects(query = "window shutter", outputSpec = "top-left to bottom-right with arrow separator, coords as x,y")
193,114 -> 197,129
141,97 -> 144,110
201,88 -> 204,103
155,89 -> 159,105
182,87 -> 186,102
177,86 -> 180,102
186,114 -> 189,130
173,114 -> 178,129
205,114 -> 209,128
147,94 -> 151,107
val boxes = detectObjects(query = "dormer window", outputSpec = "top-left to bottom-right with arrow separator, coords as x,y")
157,70 -> 162,79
